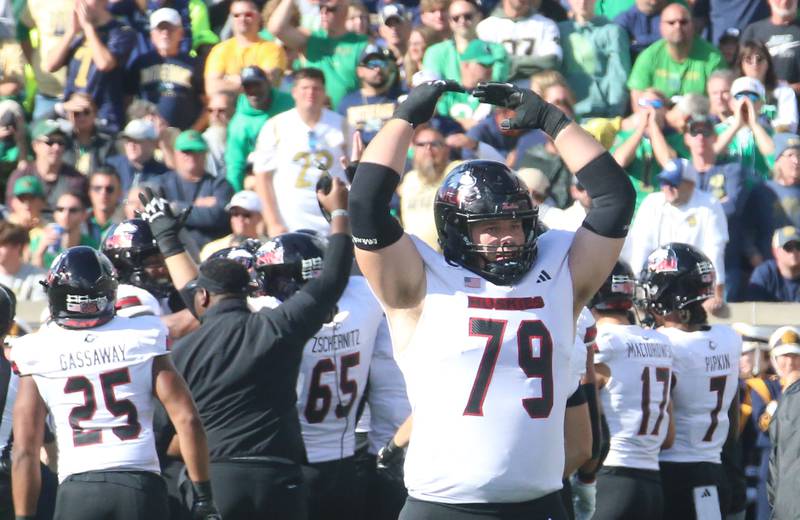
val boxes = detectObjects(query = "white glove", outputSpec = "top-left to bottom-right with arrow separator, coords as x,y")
571,474 -> 597,520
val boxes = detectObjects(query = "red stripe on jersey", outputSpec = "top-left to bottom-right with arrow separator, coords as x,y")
116,296 -> 143,310
467,296 -> 544,311
584,325 -> 597,344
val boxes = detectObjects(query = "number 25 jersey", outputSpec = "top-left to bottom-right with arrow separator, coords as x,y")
11,315 -> 168,482
659,325 -> 741,464
398,230 -> 575,504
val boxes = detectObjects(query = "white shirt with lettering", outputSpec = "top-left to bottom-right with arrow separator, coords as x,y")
11,316 -> 167,481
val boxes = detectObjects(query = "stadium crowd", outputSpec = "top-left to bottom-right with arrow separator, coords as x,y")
0,0 -> 798,518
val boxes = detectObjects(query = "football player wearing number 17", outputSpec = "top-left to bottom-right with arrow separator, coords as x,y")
10,247 -> 220,520
348,79 -> 636,519
641,243 -> 741,520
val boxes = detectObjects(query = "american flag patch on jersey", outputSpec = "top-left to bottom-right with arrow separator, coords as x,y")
464,276 -> 481,288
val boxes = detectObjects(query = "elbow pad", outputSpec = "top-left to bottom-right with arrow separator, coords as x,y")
577,153 -> 636,239
349,162 -> 405,250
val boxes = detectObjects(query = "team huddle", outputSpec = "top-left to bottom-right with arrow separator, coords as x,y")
1,80 -> 748,520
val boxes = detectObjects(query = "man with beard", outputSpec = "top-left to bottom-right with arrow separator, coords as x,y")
338,44 -> 404,145
397,125 -> 460,251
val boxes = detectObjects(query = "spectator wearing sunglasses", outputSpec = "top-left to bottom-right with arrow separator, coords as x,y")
60,93 -> 115,177
627,3 -> 725,109
746,226 -> 800,302
611,88 -> 688,208
685,114 -> 751,300
742,133 -> 800,265
205,0 -> 288,95
269,0 -> 369,108
4,120 -> 86,213
714,76 -> 775,181
736,40 -> 798,133
338,45 -> 404,145
742,0 -> 800,90
226,66 -> 295,192
86,166 -> 124,244
29,191 -> 98,268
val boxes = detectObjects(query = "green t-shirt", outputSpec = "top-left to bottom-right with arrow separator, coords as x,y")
189,0 -> 219,49
714,121 -> 773,182
437,92 -> 486,120
422,39 -> 510,84
31,233 -> 99,270
610,129 -> 690,209
627,37 -> 725,99
297,30 -> 369,109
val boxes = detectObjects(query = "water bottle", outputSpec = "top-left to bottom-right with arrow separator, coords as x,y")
47,224 -> 63,256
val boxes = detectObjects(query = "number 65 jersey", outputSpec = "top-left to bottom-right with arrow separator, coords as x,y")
659,325 -> 741,464
11,315 -> 168,482
398,231 -> 576,504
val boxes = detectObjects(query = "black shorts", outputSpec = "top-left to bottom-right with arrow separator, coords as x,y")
204,458 -> 307,520
54,470 -> 168,520
398,491 -> 569,520
302,456 -> 362,520
660,461 -> 730,520
593,466 -> 663,520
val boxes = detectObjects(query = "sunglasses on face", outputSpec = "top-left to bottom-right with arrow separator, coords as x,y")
784,241 -> 800,253
55,206 -> 82,214
363,59 -> 389,69
735,92 -> 761,102
41,138 -> 66,147
638,98 -> 665,109
689,125 -> 714,137
415,140 -> 443,148
90,185 -> 116,194
450,12 -> 474,22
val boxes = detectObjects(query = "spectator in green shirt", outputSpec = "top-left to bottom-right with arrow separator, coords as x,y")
422,0 -> 510,84
30,191 -> 99,269
627,3 -> 725,109
559,0 -> 632,118
436,39 -> 496,127
611,87 -> 689,207
226,66 -> 295,192
269,0 -> 369,108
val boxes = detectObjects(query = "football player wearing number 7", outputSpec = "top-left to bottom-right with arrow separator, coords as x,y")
641,243 -> 741,520
589,260 -> 676,520
10,246 -> 221,520
348,80 -> 636,519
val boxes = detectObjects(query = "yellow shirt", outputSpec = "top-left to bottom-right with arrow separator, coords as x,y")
20,0 -> 73,97
204,38 -> 288,81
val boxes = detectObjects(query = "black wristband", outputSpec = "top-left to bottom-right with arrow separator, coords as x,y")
349,162 -> 405,250
539,103 -> 572,139
191,480 -> 213,502
577,152 -> 636,239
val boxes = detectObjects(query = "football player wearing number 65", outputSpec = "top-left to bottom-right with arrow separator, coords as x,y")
641,243 -> 741,520
10,246 -> 220,520
348,80 -> 636,519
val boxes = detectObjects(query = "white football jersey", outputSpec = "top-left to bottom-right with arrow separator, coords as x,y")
595,323 -> 674,470
569,307 -> 597,390
296,276 -> 383,463
476,14 -> 563,60
659,325 -> 740,464
11,316 -> 168,481
398,230 -> 575,503
115,284 -> 163,318
252,108 -> 349,234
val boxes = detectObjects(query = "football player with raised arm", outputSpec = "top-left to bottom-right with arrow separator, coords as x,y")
347,80 -> 636,519
641,243 -> 741,520
10,247 -> 219,520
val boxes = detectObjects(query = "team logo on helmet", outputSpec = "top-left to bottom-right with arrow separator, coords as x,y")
256,242 -> 284,267
648,248 -> 679,273
104,221 -> 138,249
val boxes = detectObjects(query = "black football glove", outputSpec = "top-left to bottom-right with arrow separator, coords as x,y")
376,439 -> 405,485
393,80 -> 465,127
190,481 -> 222,520
471,82 -> 572,138
138,186 -> 188,258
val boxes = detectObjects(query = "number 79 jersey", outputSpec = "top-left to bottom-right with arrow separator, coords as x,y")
11,316 -> 168,482
398,231 -> 576,504
658,325 -> 741,464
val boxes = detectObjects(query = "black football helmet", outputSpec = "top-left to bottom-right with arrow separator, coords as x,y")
43,246 -> 118,329
590,261 -> 636,311
0,283 -> 15,339
101,219 -> 173,298
208,245 -> 265,296
434,160 -> 538,285
640,243 -> 716,317
255,232 -> 326,301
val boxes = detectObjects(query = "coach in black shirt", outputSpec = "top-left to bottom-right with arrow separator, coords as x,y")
140,181 -> 352,520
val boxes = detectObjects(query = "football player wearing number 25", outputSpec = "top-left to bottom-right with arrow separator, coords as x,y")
10,247 -> 220,520
348,80 -> 636,519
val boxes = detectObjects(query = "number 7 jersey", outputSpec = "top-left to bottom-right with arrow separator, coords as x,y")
658,325 -> 741,464
397,231 -> 576,504
11,316 -> 168,482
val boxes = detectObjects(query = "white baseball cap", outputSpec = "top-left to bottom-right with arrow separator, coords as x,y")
225,190 -> 262,213
121,119 -> 158,141
730,76 -> 766,100
150,8 -> 181,28
769,326 -> 800,358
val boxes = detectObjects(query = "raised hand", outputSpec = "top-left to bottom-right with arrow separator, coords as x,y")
471,82 -> 571,137
138,186 -> 187,257
393,80 -> 465,127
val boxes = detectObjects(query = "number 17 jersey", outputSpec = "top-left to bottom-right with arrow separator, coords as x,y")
398,230 -> 576,504
11,316 -> 168,482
